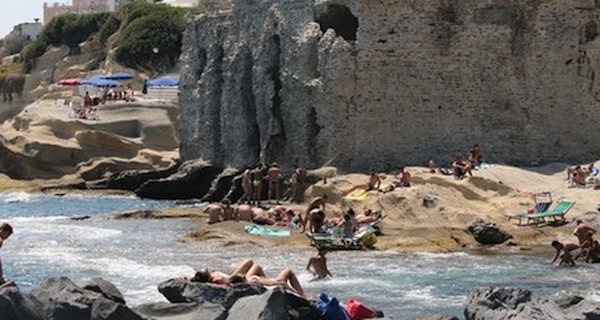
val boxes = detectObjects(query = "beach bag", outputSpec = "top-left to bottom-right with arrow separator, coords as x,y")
317,293 -> 349,320
344,298 -> 376,320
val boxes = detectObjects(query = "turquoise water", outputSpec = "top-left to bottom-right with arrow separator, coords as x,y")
1,191 -> 599,319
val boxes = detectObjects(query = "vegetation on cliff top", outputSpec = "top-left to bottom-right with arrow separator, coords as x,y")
19,1 -> 187,75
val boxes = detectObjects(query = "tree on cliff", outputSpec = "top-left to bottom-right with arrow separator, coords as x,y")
114,2 -> 186,75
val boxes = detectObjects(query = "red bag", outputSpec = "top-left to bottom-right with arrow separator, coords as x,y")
344,298 -> 375,320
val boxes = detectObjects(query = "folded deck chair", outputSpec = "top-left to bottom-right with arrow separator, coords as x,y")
505,192 -> 553,225
524,199 -> 575,225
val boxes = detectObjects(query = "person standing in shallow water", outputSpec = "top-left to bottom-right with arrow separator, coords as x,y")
306,247 -> 332,281
0,222 -> 15,289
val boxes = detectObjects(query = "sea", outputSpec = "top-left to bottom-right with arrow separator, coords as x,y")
1,191 -> 599,319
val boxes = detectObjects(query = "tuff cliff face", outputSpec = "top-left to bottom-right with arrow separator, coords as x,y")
179,0 -> 600,171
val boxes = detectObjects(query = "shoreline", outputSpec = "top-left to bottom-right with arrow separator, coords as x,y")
0,162 -> 593,262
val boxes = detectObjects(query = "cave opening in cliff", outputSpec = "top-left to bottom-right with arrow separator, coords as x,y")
314,4 -> 358,41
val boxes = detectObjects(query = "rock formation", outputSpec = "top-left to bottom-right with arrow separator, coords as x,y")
180,0 -> 600,171
0,100 -> 178,180
464,287 -> 600,320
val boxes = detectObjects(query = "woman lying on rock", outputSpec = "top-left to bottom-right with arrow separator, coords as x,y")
189,259 -> 306,298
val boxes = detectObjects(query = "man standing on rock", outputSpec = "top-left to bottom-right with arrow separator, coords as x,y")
0,222 -> 15,289
267,163 -> 283,204
573,219 -> 596,246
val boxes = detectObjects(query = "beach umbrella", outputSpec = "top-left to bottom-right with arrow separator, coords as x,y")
92,79 -> 121,88
104,72 -> 133,80
147,77 -> 179,87
81,75 -> 107,85
57,78 -> 82,86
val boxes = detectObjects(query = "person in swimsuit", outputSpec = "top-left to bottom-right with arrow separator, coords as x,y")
244,263 -> 306,297
306,247 -> 332,281
342,171 -> 382,196
189,259 -> 257,285
0,223 -> 15,289
302,195 -> 328,233
267,163 -> 283,203
551,240 -> 581,266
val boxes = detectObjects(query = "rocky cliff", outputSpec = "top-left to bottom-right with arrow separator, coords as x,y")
179,0 -> 600,171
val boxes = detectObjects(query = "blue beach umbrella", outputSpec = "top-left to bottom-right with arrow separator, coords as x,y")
92,79 -> 121,88
81,75 -> 106,85
147,77 -> 179,87
104,72 -> 133,80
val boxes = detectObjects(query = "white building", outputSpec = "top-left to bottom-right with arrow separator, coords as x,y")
13,22 -> 43,40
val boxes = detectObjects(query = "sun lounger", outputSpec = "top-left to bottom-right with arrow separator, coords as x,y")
307,226 -> 378,250
523,199 -> 575,225
505,192 -> 552,225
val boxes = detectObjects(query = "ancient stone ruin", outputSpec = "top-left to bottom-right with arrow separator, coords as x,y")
179,0 -> 600,171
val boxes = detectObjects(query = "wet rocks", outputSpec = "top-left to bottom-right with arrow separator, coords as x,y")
467,218 -> 513,245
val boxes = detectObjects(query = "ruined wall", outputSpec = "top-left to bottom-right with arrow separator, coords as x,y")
179,0 -> 600,171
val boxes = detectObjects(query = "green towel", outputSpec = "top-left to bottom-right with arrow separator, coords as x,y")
244,224 -> 291,237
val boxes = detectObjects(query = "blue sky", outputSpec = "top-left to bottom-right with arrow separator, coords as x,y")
0,0 -> 68,39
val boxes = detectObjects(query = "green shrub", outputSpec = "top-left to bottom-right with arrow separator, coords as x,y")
115,2 -> 187,73
22,12 -> 110,61
99,14 -> 121,44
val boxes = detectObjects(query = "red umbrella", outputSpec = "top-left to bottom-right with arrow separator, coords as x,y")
58,78 -> 82,86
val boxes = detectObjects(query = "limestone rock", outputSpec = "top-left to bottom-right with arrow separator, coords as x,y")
202,167 -> 242,203
179,0 -> 600,171
93,163 -> 180,191
134,159 -> 223,200
157,278 -> 266,309
0,100 -> 178,180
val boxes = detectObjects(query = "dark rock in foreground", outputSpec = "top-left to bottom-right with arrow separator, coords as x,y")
464,287 -> 600,320
467,219 -> 513,245
0,277 -> 144,320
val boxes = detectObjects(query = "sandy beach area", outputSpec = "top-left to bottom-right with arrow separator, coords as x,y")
82,161 -> 600,259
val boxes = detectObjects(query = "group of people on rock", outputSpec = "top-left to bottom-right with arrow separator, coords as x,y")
427,144 -> 484,180
203,198 -> 285,226
565,162 -> 600,189
551,219 -> 599,266
239,162 -> 308,205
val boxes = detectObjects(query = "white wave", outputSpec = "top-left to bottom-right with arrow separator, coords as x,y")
0,191 -> 38,204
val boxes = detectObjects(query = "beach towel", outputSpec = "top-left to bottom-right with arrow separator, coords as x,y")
244,224 -> 290,237
344,189 -> 368,200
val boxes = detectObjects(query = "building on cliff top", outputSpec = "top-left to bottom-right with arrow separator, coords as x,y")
43,0 -> 193,25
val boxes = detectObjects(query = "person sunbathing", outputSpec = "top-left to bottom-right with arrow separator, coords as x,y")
452,154 -> 472,179
342,171 -> 382,196
356,209 -> 382,225
244,263 -> 306,297
189,259 -> 257,285
191,259 -> 308,298
383,167 -> 412,193
568,166 -> 588,187
203,203 -> 224,224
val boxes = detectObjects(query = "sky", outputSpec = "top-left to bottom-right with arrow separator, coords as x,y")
0,0 -> 69,39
